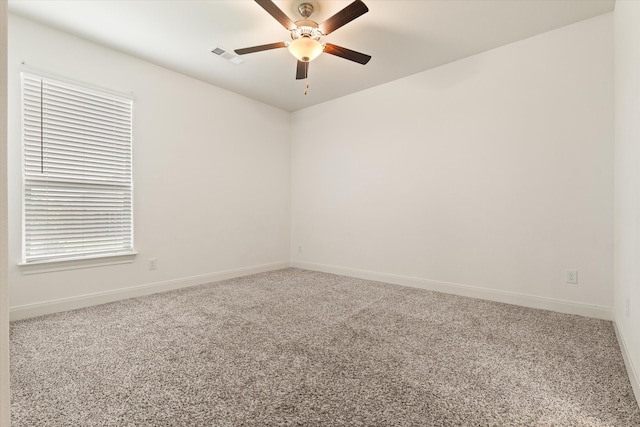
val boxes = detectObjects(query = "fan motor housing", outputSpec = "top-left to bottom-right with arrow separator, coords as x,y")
291,21 -> 323,40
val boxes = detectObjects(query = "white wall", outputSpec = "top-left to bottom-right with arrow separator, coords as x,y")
614,0 -> 640,404
291,14 -> 614,318
8,15 -> 291,316
1,2 -> 10,425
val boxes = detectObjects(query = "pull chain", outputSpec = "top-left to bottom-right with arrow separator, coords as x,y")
304,81 -> 309,95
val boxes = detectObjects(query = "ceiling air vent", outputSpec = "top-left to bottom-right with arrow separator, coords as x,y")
211,46 -> 244,65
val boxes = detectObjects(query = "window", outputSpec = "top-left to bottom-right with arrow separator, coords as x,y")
21,72 -> 133,264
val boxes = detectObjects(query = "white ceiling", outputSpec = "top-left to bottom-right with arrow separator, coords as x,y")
8,0 -> 614,112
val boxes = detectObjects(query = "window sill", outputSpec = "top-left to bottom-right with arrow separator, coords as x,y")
18,252 -> 138,275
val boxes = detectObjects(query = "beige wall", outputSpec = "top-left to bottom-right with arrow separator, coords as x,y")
291,14 -> 614,319
1,1 -> 10,425
7,15 -> 291,316
614,0 -> 640,404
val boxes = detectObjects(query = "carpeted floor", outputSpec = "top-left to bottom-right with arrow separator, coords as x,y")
10,268 -> 640,426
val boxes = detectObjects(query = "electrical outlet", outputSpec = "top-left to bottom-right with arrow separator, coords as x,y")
298,245 -> 302,253
566,269 -> 578,284
149,258 -> 157,270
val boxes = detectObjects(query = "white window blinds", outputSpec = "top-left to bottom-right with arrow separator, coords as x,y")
22,72 -> 134,263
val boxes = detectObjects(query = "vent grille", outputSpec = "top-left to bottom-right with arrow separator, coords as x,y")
211,46 -> 244,65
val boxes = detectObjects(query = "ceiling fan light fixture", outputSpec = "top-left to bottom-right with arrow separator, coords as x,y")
288,37 -> 324,62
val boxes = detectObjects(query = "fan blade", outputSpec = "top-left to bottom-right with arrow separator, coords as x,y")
296,61 -> 309,80
320,0 -> 369,35
255,0 -> 296,30
235,42 -> 287,55
323,43 -> 371,65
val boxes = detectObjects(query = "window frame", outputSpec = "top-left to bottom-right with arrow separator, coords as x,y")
19,69 -> 136,271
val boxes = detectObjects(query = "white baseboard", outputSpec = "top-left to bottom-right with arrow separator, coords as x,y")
9,261 -> 291,321
292,261 -> 612,320
614,321 -> 640,408
10,259 -> 614,322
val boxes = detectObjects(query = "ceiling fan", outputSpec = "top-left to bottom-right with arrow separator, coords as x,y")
234,0 -> 372,81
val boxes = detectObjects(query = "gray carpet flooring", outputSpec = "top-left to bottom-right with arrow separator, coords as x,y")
10,268 -> 640,426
